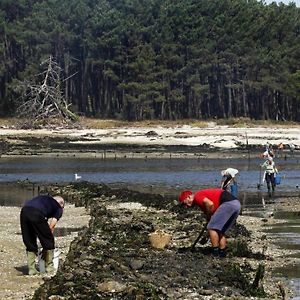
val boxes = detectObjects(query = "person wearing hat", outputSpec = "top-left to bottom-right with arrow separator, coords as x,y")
261,157 -> 278,196
178,189 -> 241,258
20,194 -> 65,275
220,168 -> 239,191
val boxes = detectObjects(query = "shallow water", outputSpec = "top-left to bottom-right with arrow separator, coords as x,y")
244,208 -> 300,299
0,156 -> 299,202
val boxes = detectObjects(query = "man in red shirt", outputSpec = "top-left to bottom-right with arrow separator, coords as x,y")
179,188 -> 241,257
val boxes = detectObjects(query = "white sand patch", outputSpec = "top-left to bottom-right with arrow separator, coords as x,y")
0,123 -> 299,149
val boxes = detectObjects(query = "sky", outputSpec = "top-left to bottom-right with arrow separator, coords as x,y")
264,0 -> 300,6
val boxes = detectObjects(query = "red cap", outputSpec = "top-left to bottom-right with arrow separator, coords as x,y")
179,190 -> 192,203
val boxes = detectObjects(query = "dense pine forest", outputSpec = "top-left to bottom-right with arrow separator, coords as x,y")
0,0 -> 300,121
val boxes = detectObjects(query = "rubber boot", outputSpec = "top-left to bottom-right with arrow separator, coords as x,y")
45,250 -> 55,274
27,251 -> 39,275
267,187 -> 272,198
211,247 -> 219,257
219,248 -> 227,258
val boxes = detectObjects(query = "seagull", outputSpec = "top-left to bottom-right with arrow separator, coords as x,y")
74,173 -> 82,181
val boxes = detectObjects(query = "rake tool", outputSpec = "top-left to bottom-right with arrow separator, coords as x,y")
190,222 -> 208,250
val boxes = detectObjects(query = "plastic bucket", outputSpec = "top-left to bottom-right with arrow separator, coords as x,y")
38,248 -> 60,273
230,183 -> 238,198
275,175 -> 281,185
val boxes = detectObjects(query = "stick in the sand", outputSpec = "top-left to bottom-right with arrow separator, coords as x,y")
257,165 -> 262,189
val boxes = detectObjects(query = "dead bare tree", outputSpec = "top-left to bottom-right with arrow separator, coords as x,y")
16,56 -> 78,128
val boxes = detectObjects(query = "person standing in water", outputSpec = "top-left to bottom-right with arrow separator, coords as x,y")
261,157 -> 278,197
220,168 -> 239,197
277,142 -> 284,158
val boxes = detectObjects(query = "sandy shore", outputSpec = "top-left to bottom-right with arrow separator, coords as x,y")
0,122 -> 299,150
0,204 -> 90,300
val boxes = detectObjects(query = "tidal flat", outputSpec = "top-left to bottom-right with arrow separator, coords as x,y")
7,182 -> 297,300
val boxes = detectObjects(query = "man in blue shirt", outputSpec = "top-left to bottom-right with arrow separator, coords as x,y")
20,195 -> 64,275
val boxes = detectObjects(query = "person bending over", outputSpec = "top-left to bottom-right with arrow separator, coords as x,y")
20,194 -> 64,275
179,188 -> 241,258
220,168 -> 239,191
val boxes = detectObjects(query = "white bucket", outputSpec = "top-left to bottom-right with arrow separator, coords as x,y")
38,248 -> 60,273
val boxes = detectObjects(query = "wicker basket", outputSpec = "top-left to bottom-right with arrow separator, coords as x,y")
148,230 -> 171,249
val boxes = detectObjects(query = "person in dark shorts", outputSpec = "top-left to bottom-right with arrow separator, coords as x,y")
20,194 -> 64,275
179,188 -> 241,258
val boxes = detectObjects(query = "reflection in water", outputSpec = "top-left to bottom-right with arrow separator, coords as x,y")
0,155 -> 299,208
274,211 -> 300,219
274,264 -> 300,280
261,211 -> 300,300
0,156 -> 299,193
0,156 -> 299,206
273,265 -> 300,300
0,183 -> 37,207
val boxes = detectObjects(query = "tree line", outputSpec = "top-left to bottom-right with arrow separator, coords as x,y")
1,0 -> 300,121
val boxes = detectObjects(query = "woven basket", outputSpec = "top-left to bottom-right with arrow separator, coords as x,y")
148,230 -> 171,249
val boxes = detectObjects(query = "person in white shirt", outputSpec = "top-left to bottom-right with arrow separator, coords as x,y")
261,157 -> 278,196
220,168 -> 239,192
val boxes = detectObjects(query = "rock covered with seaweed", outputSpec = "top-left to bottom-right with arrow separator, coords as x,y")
32,182 -> 284,300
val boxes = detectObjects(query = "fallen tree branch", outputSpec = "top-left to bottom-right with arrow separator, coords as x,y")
16,55 -> 78,128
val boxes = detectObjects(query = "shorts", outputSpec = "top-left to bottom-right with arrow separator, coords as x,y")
207,199 -> 241,234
